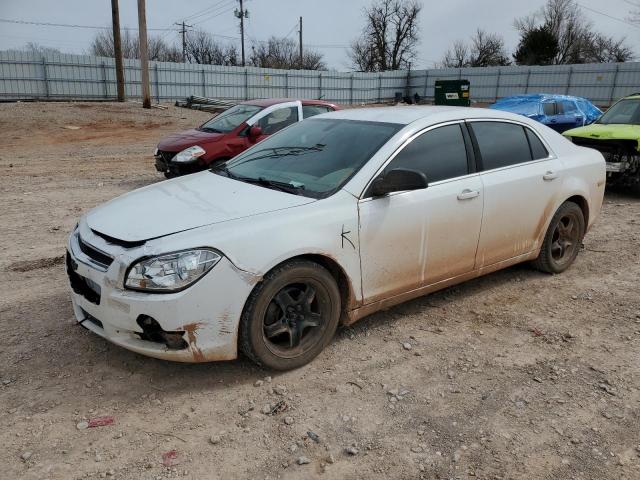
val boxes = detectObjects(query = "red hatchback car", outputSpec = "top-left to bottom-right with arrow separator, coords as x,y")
155,98 -> 339,177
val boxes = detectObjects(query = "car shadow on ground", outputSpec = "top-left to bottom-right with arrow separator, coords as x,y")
12,258 -> 549,407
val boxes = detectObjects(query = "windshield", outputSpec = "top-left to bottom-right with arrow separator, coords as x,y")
200,104 -> 263,133
212,118 -> 402,198
597,99 -> 640,125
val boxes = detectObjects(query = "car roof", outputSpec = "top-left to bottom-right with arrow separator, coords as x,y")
242,98 -> 335,107
317,105 -> 530,125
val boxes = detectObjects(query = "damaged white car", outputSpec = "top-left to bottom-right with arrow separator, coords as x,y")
67,106 -> 605,370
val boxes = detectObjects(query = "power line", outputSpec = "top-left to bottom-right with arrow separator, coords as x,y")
191,2 -> 237,26
0,17 -> 174,31
181,0 -> 233,22
576,3 -> 640,29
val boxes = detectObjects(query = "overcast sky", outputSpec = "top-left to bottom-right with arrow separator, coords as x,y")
1,0 -> 639,69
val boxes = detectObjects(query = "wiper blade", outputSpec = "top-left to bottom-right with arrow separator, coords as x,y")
248,177 -> 306,195
200,127 -> 222,133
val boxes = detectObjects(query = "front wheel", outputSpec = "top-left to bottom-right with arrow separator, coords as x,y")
532,201 -> 585,274
239,260 -> 341,370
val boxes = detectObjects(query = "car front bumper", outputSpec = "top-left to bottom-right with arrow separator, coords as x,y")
66,227 -> 256,362
154,152 -> 203,176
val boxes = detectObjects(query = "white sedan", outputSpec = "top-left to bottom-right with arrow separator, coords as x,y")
67,106 -> 605,370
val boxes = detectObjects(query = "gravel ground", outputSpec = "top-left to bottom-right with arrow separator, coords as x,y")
0,101 -> 639,480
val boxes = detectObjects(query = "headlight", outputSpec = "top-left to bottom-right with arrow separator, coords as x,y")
125,249 -> 221,292
174,146 -> 206,163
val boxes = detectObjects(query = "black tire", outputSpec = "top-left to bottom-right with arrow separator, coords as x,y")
533,201 -> 585,274
163,171 -> 177,179
239,260 -> 341,370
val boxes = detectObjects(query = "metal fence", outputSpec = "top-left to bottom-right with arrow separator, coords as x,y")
1,50 -> 640,106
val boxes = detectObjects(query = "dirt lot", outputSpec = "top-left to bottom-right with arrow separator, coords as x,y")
1,102 -> 639,480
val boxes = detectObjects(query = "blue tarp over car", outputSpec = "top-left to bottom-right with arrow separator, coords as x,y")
490,94 -> 602,133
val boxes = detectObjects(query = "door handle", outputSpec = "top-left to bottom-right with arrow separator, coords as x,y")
457,189 -> 480,200
543,171 -> 558,181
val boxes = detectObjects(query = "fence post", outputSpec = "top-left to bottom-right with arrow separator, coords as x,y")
201,69 -> 206,97
285,72 -> 289,98
609,64 -> 620,106
565,66 -> 573,95
318,72 -> 322,99
41,57 -> 49,98
378,73 -> 382,103
494,69 -> 501,102
244,69 -> 248,100
154,63 -> 160,104
101,62 -> 108,98
423,70 -> 429,98
349,73 -> 354,104
525,68 -> 531,94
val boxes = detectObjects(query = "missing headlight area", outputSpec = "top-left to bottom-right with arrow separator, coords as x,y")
136,315 -> 188,350
571,138 -> 640,183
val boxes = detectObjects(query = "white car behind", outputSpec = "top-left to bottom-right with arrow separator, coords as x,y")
67,106 -> 605,370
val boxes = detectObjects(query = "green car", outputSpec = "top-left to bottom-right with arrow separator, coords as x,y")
564,94 -> 640,185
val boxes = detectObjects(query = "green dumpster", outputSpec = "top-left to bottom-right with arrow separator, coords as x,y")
434,80 -> 470,107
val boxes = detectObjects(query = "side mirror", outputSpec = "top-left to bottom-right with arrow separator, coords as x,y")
369,168 -> 428,197
248,125 -> 263,140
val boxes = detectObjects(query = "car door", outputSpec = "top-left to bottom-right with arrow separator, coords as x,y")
358,122 -> 484,304
247,101 -> 302,142
469,121 -> 563,268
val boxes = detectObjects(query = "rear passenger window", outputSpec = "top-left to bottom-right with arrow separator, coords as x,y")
302,105 -> 332,118
471,122 -> 532,171
525,128 -> 549,160
542,102 -> 556,116
387,124 -> 469,183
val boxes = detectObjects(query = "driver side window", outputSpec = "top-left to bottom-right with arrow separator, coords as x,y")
257,107 -> 298,135
385,124 -> 470,184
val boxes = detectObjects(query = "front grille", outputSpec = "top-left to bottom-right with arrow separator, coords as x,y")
78,237 -> 113,268
91,229 -> 145,249
66,252 -> 101,305
159,151 -> 176,162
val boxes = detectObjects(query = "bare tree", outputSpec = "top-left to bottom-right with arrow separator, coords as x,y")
441,30 -> 509,68
249,36 -> 325,70
90,29 -> 181,62
515,0 -> 633,64
349,0 -> 422,72
441,41 -> 468,68
22,42 -> 61,55
184,30 -> 238,65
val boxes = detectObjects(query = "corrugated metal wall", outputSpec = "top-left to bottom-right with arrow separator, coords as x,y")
1,50 -> 639,106
407,63 -> 640,106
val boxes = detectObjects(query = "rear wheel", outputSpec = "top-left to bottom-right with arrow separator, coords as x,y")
533,201 -> 585,274
239,260 -> 341,370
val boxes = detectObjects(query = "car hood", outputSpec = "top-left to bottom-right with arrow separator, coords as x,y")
157,128 -> 224,152
86,172 -> 315,242
564,123 -> 640,144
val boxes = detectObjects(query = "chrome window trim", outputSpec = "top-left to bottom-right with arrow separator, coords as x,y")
359,120 -> 472,200
465,118 -> 557,171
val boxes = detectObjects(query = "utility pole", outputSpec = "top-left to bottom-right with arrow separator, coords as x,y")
298,16 -> 303,69
137,0 -> 151,108
174,21 -> 192,63
234,0 -> 249,67
110,0 -> 125,101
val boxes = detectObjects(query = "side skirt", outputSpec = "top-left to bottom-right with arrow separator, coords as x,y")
344,250 -> 539,325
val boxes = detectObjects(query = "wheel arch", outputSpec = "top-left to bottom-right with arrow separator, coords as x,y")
249,253 -> 359,326
565,194 -> 590,229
